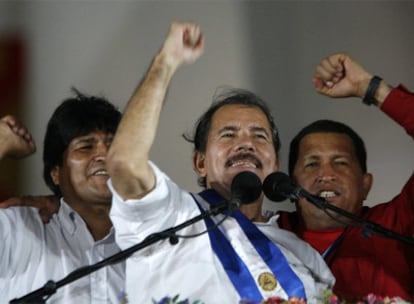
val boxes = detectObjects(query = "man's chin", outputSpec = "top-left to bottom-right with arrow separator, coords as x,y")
94,196 -> 112,206
91,189 -> 112,203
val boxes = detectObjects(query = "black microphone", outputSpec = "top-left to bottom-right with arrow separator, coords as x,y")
263,171 -> 310,202
262,172 -> 414,245
229,171 -> 262,206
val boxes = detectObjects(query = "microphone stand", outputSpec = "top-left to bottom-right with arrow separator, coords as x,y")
9,201 -> 235,304
302,192 -> 414,245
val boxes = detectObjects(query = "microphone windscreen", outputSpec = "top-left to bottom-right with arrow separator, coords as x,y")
231,171 -> 262,205
263,172 -> 292,202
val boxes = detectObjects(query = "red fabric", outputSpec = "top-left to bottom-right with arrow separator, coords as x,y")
278,85 -> 414,301
299,229 -> 342,254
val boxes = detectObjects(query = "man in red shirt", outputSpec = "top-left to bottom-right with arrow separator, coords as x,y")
278,53 -> 414,301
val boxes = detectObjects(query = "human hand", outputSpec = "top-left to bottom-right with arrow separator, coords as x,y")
159,21 -> 205,70
312,53 -> 372,98
0,115 -> 36,160
0,195 -> 60,223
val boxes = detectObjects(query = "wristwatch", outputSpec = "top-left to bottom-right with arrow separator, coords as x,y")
362,76 -> 382,106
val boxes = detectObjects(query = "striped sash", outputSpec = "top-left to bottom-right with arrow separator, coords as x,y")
193,189 -> 306,301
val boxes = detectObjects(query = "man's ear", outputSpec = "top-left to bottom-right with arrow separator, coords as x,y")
50,166 -> 61,186
274,157 -> 280,172
193,151 -> 207,178
362,172 -> 373,200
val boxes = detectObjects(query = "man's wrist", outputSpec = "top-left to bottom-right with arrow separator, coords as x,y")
362,76 -> 382,106
374,82 -> 393,107
155,52 -> 180,73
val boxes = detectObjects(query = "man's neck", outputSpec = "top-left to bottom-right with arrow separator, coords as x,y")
83,212 -> 112,241
206,187 -> 267,222
66,200 -> 113,241
239,201 -> 267,222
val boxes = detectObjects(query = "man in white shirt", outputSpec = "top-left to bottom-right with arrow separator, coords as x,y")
107,22 -> 334,304
0,91 -> 125,304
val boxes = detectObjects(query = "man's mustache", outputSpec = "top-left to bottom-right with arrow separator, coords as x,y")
225,153 -> 262,169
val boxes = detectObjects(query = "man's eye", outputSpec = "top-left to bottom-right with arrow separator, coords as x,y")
221,133 -> 234,138
79,145 -> 93,150
305,162 -> 318,168
255,134 -> 267,139
335,161 -> 349,166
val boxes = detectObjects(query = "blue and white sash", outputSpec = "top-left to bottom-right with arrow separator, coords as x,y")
192,189 -> 306,301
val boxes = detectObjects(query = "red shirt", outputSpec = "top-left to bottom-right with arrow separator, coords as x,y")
298,229 -> 343,255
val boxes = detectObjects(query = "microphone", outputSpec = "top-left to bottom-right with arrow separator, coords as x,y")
263,171 -> 310,202
262,172 -> 414,245
229,171 -> 262,206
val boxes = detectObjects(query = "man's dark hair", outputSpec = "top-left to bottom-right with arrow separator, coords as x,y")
288,119 -> 367,177
43,88 -> 121,196
183,88 -> 280,188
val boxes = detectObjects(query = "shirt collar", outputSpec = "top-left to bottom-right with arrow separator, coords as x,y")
55,198 -> 78,236
54,198 -> 115,244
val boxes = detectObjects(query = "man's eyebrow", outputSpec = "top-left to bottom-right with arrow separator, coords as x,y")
217,125 -> 239,133
217,125 -> 270,135
250,126 -> 270,135
74,133 -> 114,143
81,137 -> 97,142
303,154 -> 320,161
303,153 -> 352,160
73,136 -> 98,145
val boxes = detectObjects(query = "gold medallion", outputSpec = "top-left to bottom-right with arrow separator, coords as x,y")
257,272 -> 278,291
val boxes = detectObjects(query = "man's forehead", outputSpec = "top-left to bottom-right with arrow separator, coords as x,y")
211,105 -> 270,127
71,131 -> 114,143
299,132 -> 356,155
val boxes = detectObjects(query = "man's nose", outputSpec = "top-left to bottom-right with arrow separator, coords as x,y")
316,164 -> 336,183
94,142 -> 109,161
234,134 -> 255,152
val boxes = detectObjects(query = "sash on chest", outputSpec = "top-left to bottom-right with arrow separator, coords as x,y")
192,189 -> 306,301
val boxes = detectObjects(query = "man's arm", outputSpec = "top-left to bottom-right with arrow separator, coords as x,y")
0,115 -> 36,160
312,52 -> 414,228
312,52 -> 393,107
107,22 -> 204,200
0,195 -> 59,223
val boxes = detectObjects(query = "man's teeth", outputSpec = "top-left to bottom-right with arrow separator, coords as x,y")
231,161 -> 256,168
94,170 -> 108,176
319,191 -> 336,198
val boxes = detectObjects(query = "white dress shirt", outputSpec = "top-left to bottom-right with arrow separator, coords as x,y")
0,199 -> 125,304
